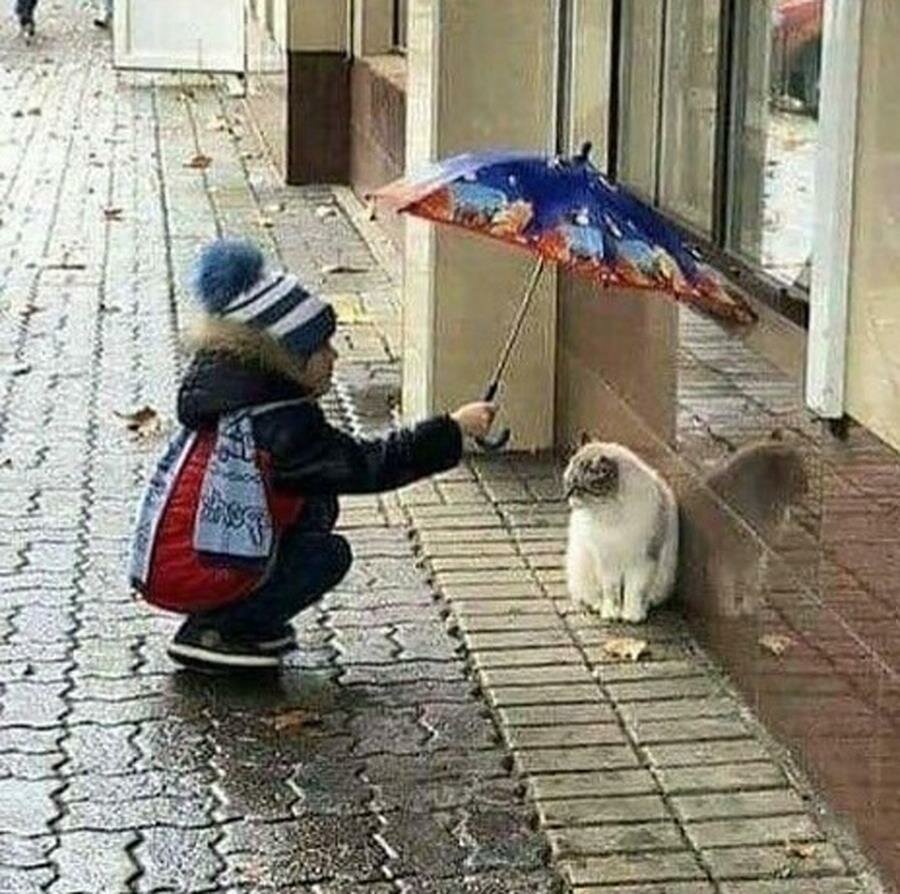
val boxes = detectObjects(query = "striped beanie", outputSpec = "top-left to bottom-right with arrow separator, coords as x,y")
192,238 -> 336,357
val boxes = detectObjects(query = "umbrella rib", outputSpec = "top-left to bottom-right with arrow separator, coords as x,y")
486,257 -> 547,395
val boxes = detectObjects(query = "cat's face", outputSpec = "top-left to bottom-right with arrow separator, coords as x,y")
563,443 -> 620,504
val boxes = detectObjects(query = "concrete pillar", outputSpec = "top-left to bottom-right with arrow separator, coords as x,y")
403,0 -> 558,449
352,0 -> 394,57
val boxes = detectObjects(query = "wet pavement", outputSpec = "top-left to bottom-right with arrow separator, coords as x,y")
0,5 -> 890,894
0,7 -> 558,892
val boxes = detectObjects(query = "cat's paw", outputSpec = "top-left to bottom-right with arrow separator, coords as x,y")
621,603 -> 649,624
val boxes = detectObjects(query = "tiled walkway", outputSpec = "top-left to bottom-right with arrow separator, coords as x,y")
0,5 -> 889,892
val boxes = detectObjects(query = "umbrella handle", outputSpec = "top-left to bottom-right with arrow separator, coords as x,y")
474,381 -> 511,452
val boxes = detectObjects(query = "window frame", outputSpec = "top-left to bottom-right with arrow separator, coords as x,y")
608,0 -> 816,328
392,0 -> 408,55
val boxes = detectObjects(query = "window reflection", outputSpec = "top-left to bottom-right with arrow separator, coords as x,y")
730,0 -> 823,291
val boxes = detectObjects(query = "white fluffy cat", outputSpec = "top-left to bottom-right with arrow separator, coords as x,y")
563,441 -> 678,623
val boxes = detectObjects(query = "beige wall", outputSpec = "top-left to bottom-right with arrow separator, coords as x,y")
353,0 -> 394,56
403,0 -> 558,449
287,0 -> 347,52
845,0 -> 900,451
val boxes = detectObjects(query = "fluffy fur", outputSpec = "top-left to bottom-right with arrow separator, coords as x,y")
563,442 -> 678,623
187,316 -> 312,392
192,239 -> 265,313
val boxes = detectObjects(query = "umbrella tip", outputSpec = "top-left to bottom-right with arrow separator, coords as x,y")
575,141 -> 593,163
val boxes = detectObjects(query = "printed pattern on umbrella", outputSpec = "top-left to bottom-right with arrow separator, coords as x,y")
378,150 -> 754,324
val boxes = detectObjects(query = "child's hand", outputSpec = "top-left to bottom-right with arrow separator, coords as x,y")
451,402 -> 497,439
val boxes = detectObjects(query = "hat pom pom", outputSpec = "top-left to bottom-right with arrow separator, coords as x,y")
193,238 -> 265,313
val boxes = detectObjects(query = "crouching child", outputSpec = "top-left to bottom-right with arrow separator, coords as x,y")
129,239 -> 495,672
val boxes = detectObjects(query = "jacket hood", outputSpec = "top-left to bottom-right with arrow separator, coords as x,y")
178,319 -> 312,429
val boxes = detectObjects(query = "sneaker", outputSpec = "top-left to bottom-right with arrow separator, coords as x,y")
167,622 -> 281,672
253,625 -> 297,655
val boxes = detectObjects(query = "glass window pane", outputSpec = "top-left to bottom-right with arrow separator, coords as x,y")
729,0 -> 823,290
617,0 -> 665,199
659,0 -> 721,233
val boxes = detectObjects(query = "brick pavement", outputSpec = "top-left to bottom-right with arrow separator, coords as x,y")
0,6 -> 888,894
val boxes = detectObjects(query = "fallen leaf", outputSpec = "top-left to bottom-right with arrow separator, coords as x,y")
103,207 -> 123,221
602,637 -> 648,662
0,458 -> 12,469
784,841 -> 816,859
263,709 -> 323,732
27,107 -> 41,116
314,205 -> 337,220
115,405 -> 164,440
7,363 -> 32,377
206,116 -> 227,132
263,202 -> 284,215
321,263 -> 369,275
183,153 -> 212,170
257,216 -> 275,229
759,633 -> 794,657
12,110 -> 24,119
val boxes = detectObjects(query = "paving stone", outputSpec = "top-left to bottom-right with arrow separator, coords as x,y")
596,660 -> 703,682
0,835 -> 55,870
536,795 -> 670,828
49,830 -> 139,894
453,599 -> 557,617
657,762 -> 787,794
702,841 -> 847,880
605,678 -> 719,702
645,739 -> 770,767
571,884 -> 714,894
459,613 -> 567,634
628,717 -> 751,744
443,583 -> 544,601
685,814 -> 823,849
498,703 -> 615,727
527,770 -> 657,801
0,866 -> 55,893
477,664 -> 592,687
547,821 -> 684,857
672,789 -> 807,821
515,745 -> 638,774
719,880 -> 862,894
488,684 -> 605,707
61,723 -> 141,775
470,647 -> 584,669
133,826 -> 221,893
0,778 -> 60,835
466,629 -> 574,651
620,698 -> 738,723
340,660 -> 465,685
564,851 -> 705,886
58,794 -> 213,831
429,555 -> 528,572
220,815 -> 386,886
502,723 -> 627,749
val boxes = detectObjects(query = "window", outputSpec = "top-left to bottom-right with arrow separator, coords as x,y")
614,0 -> 825,318
393,0 -> 408,53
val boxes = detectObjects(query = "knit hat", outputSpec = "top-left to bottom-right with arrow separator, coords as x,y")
192,238 -> 336,357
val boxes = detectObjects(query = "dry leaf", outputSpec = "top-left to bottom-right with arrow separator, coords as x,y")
0,458 -> 12,469
7,363 -> 32,377
103,207 -> 123,221
184,153 -> 212,170
263,202 -> 284,215
263,709 -> 323,732
321,263 -> 369,275
759,633 -> 794,657
784,841 -> 815,859
257,216 -> 275,229
206,116 -> 227,132
115,405 -> 164,440
314,205 -> 337,220
602,637 -> 648,662
27,107 -> 41,116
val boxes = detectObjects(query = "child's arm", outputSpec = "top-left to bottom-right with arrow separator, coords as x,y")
264,402 -> 494,496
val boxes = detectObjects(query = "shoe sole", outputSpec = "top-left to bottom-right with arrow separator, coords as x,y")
167,641 -> 280,670
256,635 -> 297,654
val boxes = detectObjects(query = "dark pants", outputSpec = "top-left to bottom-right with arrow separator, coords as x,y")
16,0 -> 37,24
196,529 -> 351,639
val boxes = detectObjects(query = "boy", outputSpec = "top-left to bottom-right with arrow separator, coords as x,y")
132,239 -> 495,672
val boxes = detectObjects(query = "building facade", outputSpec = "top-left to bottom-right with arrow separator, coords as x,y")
244,0 -> 900,883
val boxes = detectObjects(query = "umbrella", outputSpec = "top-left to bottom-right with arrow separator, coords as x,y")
375,143 -> 755,448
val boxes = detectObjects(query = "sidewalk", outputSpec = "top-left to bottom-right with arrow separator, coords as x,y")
0,6 -> 887,894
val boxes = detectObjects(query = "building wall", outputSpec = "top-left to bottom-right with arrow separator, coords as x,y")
845,0 -> 900,451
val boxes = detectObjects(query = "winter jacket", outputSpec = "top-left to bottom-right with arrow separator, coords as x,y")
141,347 -> 462,613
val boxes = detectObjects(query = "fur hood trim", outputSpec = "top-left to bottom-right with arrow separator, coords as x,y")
187,316 -> 308,386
